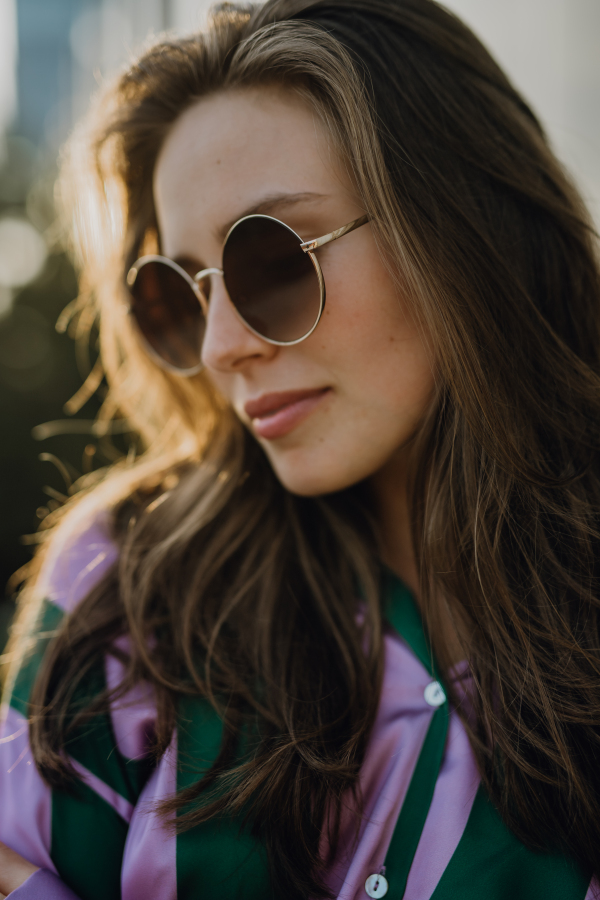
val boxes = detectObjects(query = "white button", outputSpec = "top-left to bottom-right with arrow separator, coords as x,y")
365,873 -> 389,898
424,680 -> 446,706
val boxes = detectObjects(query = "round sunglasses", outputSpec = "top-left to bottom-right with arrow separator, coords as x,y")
126,212 -> 369,375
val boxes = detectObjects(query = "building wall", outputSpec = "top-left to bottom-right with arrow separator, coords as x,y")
0,0 -> 17,161
15,0 -> 93,147
444,0 -> 600,224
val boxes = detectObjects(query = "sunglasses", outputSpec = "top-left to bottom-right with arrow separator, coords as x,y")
126,212 -> 369,374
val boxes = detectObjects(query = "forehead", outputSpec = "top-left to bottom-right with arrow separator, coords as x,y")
153,87 -> 349,255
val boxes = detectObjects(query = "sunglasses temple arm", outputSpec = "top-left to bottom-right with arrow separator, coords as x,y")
300,214 -> 370,253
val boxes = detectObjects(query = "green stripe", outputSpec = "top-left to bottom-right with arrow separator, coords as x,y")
383,570 -> 439,678
380,569 -> 450,898
10,597 -> 151,804
9,597 -> 156,898
61,659 -> 152,804
10,598 -> 64,718
10,597 -> 153,899
382,573 -> 590,899
176,694 -> 274,900
430,786 -> 591,900
383,703 -> 450,899
51,778 -> 128,900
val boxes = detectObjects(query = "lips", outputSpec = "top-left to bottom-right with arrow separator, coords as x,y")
244,388 -> 330,439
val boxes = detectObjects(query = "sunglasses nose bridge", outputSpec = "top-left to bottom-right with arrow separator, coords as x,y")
193,267 -> 224,314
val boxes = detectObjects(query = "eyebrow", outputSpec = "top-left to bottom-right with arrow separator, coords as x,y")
173,191 -> 330,272
215,191 -> 329,243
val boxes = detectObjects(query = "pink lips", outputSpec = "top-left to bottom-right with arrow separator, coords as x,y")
245,388 -> 330,439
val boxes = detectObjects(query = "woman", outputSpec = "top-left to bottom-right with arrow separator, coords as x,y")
1,0 -> 600,897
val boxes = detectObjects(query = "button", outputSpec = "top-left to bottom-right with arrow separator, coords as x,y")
424,680 -> 446,707
365,873 -> 389,897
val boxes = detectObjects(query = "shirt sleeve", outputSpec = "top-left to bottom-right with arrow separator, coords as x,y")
1,511 -> 165,899
0,512 -> 124,890
9,868 -> 81,900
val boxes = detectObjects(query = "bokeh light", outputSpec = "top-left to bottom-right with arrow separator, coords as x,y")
0,216 -> 47,291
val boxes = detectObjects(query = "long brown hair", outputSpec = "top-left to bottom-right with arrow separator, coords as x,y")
5,0 -> 600,896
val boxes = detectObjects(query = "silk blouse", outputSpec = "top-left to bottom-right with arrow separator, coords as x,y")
0,515 -> 596,900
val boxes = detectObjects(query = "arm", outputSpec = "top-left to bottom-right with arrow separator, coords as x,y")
0,843 -> 79,899
0,841 -> 38,896
0,515 -> 157,899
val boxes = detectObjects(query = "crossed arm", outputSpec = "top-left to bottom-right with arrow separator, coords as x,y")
0,842 -> 39,897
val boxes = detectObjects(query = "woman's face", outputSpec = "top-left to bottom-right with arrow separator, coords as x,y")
154,87 -> 435,496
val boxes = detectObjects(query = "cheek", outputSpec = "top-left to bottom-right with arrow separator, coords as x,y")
266,257 -> 436,495
321,243 -> 433,409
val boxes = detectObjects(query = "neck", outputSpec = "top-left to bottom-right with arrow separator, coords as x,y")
370,448 -> 466,666
369,449 -> 419,597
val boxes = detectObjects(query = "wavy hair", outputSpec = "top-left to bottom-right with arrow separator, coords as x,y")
5,1 -> 600,896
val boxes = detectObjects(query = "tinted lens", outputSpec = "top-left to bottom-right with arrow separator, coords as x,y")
222,216 -> 322,343
129,260 -> 204,371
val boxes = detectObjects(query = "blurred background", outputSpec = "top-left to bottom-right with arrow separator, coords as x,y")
0,0 -> 599,649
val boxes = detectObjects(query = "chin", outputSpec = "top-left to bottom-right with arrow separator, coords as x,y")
267,453 -> 366,498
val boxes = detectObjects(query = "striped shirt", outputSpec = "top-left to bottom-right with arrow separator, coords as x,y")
0,515 -> 596,899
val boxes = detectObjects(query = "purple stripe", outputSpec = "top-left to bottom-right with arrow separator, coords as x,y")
9,868 -> 81,900
404,707 -> 479,898
585,881 -> 599,899
121,733 -> 177,900
0,705 -> 54,873
322,634 -> 441,898
105,639 -> 156,762
37,514 -> 117,614
320,634 -> 480,900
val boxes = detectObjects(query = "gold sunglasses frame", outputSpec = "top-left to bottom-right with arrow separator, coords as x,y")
126,211 -> 369,374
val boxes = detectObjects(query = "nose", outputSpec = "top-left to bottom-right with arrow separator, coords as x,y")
200,275 -> 277,372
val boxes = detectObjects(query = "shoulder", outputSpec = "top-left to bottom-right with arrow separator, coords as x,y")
35,508 -> 119,614
6,508 -> 120,717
